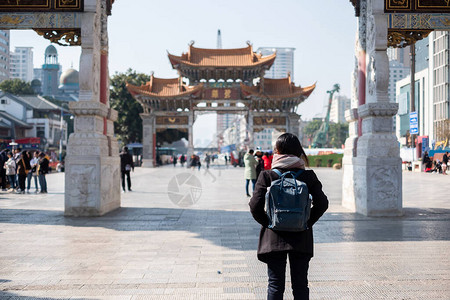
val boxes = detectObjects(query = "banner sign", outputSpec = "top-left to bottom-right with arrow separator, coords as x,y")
410,111 -> 418,135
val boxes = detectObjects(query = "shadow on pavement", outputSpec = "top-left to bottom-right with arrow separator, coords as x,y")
1,206 -> 449,250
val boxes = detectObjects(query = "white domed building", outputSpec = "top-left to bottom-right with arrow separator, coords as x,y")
58,68 -> 79,100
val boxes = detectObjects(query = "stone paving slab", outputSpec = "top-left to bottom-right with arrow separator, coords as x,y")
0,165 -> 449,299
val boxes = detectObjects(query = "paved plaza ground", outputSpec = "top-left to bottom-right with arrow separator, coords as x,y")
0,165 -> 449,299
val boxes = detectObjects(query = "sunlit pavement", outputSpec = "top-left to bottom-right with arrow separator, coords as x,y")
0,165 -> 449,299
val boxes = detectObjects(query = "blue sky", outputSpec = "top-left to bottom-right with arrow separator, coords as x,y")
10,0 -> 357,144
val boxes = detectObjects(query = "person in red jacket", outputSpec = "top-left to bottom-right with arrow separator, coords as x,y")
262,152 -> 272,170
249,133 -> 328,300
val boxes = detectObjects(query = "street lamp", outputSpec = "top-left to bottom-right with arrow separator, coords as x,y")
9,140 -> 18,152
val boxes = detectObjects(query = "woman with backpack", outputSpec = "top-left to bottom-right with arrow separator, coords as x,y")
249,133 -> 329,300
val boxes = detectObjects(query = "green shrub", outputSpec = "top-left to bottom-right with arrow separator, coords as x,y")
307,153 -> 344,168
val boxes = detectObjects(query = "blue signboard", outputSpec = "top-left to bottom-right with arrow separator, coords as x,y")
410,111 -> 418,135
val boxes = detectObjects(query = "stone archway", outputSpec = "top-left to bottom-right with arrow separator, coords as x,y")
0,0 -> 120,217
343,0 -> 450,216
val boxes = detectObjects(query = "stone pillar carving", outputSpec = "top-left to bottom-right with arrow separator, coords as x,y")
187,112 -> 194,158
64,0 -> 121,217
342,13 -> 364,211
247,110 -> 254,150
342,108 -> 358,210
287,112 -> 300,136
351,0 -> 402,216
140,113 -> 155,168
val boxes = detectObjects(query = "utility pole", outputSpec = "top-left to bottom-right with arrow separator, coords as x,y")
410,45 -> 416,160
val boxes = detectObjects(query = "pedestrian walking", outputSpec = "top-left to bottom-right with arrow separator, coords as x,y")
14,148 -> 21,190
0,149 -> 8,191
173,155 -> 178,167
180,154 -> 186,167
27,151 -> 39,193
16,150 -> 31,194
443,151 -> 448,175
205,153 -> 211,169
249,133 -> 329,300
244,149 -> 258,197
120,146 -> 134,192
189,154 -> 198,170
37,152 -> 49,193
255,150 -> 264,179
4,152 -> 16,190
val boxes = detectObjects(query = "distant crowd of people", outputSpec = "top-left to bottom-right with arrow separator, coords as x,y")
0,148 -> 50,194
244,150 -> 274,197
422,151 -> 449,175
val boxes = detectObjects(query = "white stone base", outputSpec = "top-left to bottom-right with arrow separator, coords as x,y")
141,159 -> 155,168
342,161 -> 356,212
353,156 -> 403,216
64,135 -> 121,217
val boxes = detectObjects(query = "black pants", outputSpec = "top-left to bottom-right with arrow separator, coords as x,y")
266,251 -> 311,300
121,170 -> 131,191
0,169 -> 6,189
18,174 -> 27,191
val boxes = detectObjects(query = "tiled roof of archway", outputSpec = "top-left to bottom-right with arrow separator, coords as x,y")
240,74 -> 316,99
168,43 -> 276,68
126,75 -> 203,98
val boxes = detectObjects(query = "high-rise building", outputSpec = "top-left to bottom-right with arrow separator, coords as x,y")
217,113 -> 235,136
0,30 -> 9,82
330,94 -> 350,124
388,60 -> 410,103
257,47 -> 295,81
387,46 -> 411,68
9,46 -> 33,82
395,31 -> 450,147
431,31 -> 450,142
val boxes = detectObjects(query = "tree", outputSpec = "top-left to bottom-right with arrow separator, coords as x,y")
328,123 -> 349,148
109,69 -> 150,144
0,79 -> 35,95
435,119 -> 450,145
303,119 -> 323,145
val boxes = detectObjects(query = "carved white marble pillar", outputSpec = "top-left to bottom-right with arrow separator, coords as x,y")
351,0 -> 402,216
342,108 -> 358,211
287,112 -> 300,136
140,113 -> 155,168
187,112 -> 194,158
65,0 -> 121,217
247,110 -> 254,150
342,14 -> 364,211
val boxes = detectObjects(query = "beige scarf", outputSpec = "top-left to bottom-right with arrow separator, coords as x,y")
271,154 -> 305,170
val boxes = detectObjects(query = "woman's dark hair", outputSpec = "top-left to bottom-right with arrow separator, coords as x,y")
275,133 -> 309,166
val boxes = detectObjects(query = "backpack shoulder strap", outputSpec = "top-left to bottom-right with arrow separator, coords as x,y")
272,169 -> 282,177
294,169 -> 304,178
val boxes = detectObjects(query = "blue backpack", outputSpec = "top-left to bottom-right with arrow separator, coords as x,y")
265,169 -> 311,232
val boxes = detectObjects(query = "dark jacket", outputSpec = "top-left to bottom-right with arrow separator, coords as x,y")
17,157 -> 31,176
249,168 -> 329,262
38,157 -> 49,175
120,151 -> 134,172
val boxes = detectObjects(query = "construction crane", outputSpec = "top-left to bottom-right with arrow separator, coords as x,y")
311,83 -> 340,148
